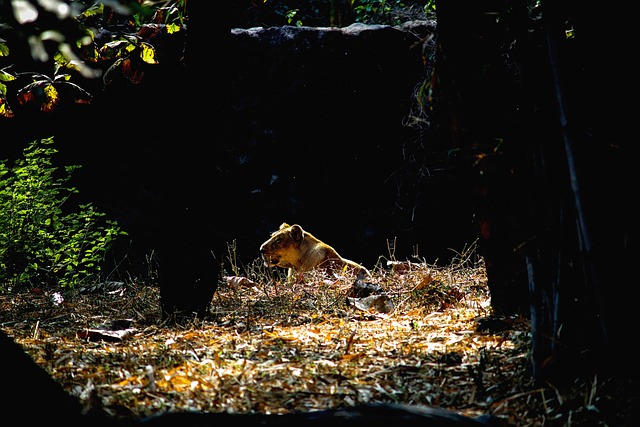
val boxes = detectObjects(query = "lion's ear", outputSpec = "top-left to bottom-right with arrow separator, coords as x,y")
279,223 -> 290,229
290,224 -> 304,244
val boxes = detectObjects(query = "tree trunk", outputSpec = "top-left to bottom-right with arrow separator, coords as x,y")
434,0 -> 634,384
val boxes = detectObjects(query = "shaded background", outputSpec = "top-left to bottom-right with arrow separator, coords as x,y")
3,20 -> 476,281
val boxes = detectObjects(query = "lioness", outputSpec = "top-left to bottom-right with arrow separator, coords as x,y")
260,223 -> 369,279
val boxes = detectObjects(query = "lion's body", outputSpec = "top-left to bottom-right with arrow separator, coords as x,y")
260,223 -> 369,278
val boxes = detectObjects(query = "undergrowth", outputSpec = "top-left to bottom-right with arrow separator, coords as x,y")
213,238 -> 489,328
0,137 -> 125,292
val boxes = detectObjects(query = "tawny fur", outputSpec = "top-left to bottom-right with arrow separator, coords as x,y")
260,223 -> 369,278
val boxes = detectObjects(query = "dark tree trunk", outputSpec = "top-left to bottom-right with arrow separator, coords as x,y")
155,0 -> 227,324
434,0 -> 532,317
434,0 -> 634,384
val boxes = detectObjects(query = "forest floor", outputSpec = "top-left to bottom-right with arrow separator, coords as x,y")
0,247 -> 635,426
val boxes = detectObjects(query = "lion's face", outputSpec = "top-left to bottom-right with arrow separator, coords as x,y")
259,223 -> 304,269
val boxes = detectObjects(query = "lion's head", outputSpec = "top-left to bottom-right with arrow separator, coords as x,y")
259,223 -> 305,269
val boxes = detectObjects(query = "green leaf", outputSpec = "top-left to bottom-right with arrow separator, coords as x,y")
0,70 -> 16,82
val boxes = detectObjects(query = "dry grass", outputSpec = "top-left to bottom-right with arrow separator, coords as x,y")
0,242 -> 634,426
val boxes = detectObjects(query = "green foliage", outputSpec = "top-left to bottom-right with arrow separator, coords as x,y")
0,0 -> 186,117
0,137 -> 126,291
285,9 -> 303,27
259,0 -> 434,27
352,0 -> 436,24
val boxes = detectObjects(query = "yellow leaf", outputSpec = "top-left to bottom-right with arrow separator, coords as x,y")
167,23 -> 181,34
139,42 -> 157,64
0,99 -> 14,118
42,84 -> 59,112
340,352 -> 364,361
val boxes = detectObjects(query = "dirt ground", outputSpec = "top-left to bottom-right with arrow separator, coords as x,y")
0,254 -> 635,426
